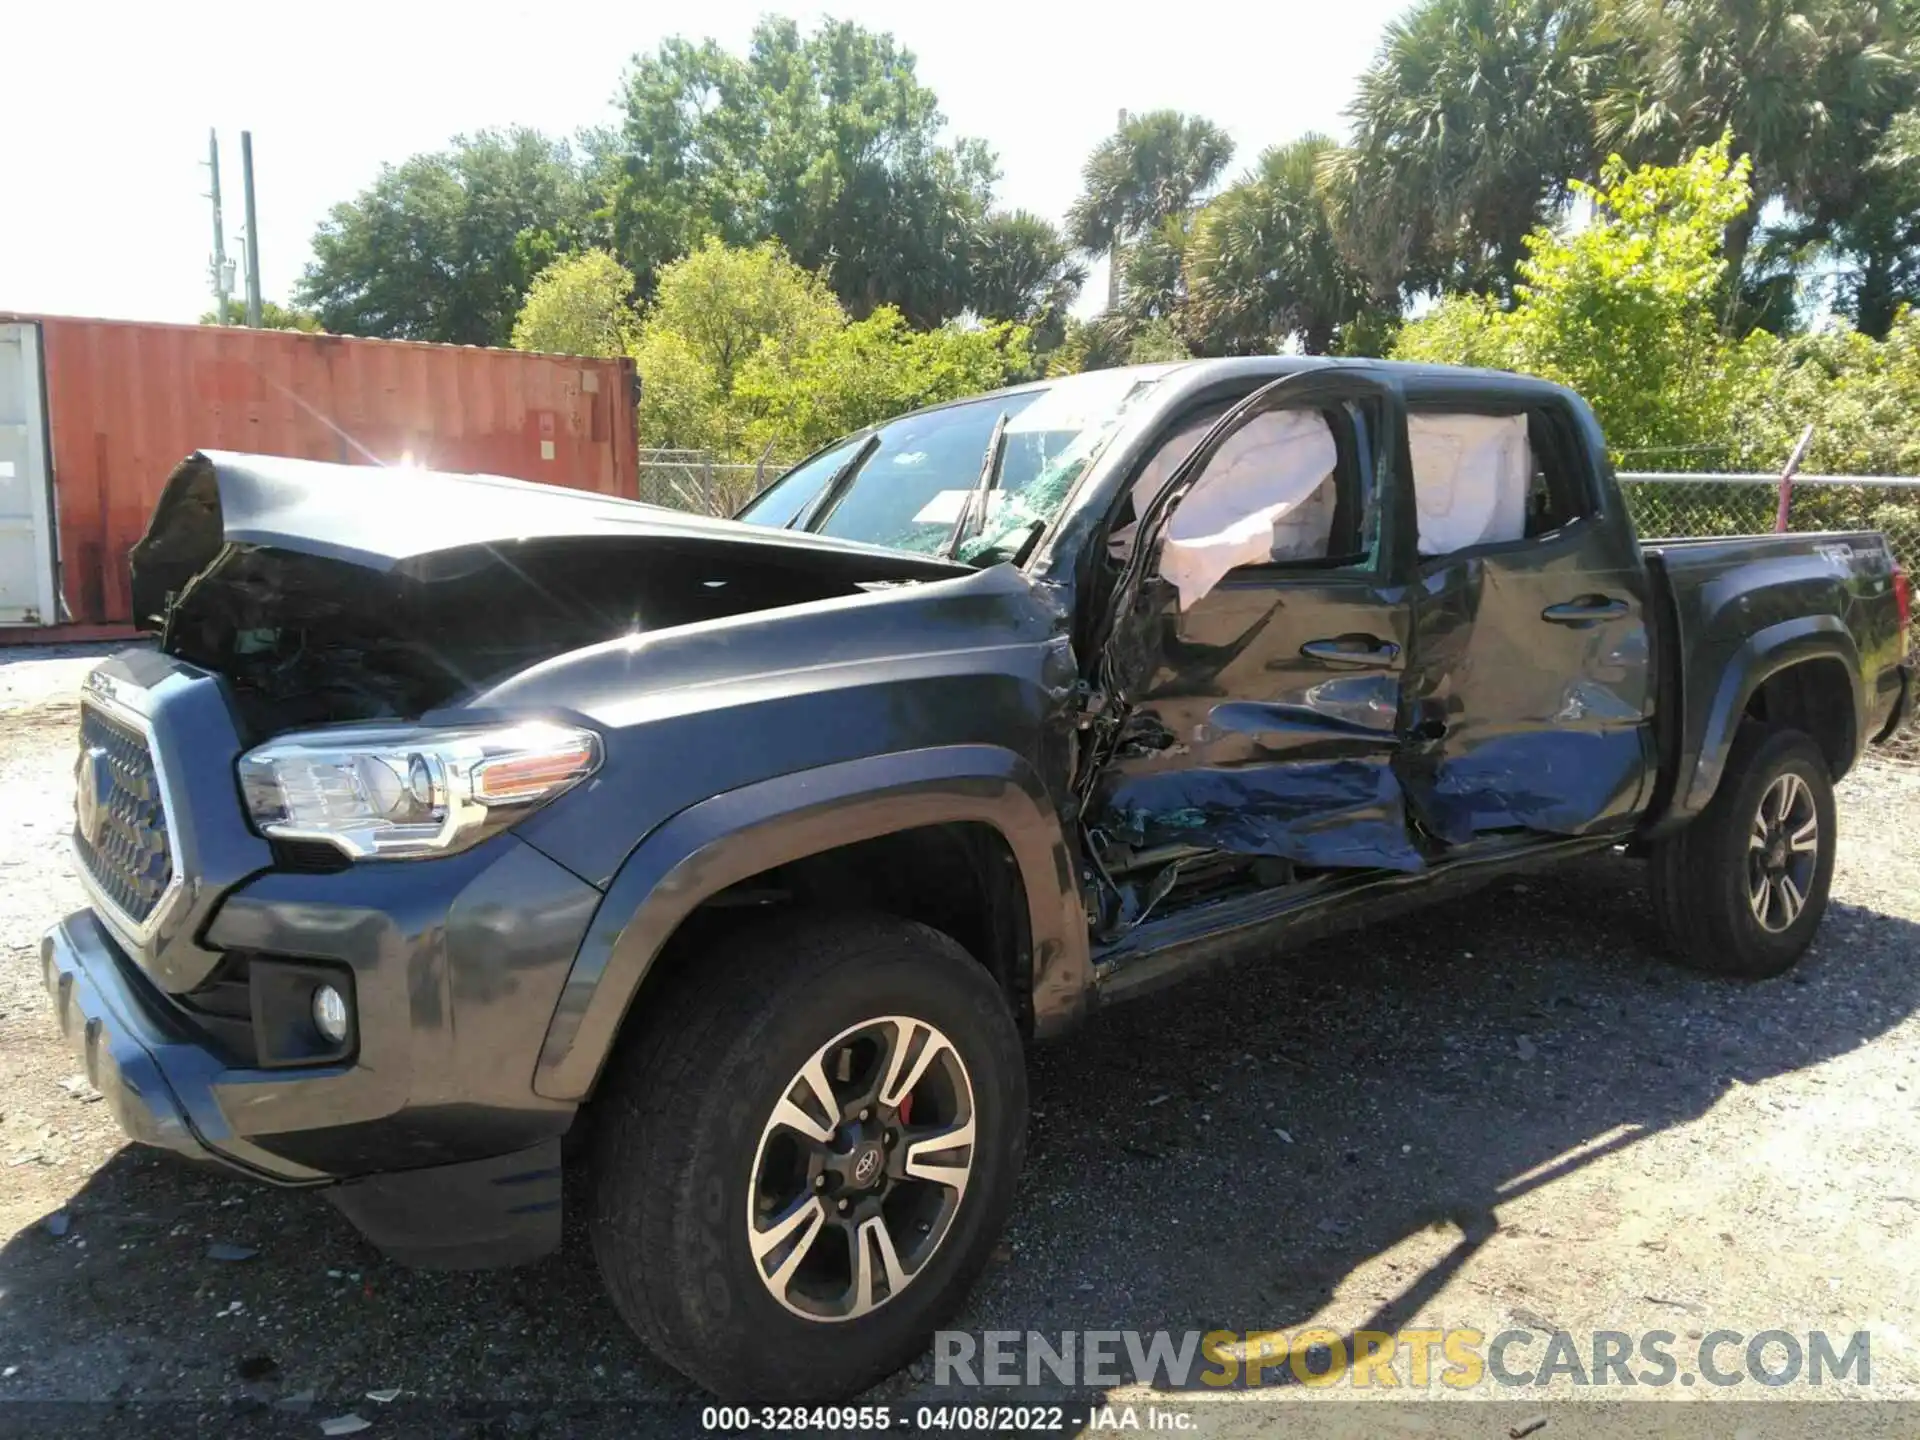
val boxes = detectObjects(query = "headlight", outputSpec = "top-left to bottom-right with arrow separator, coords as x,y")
237,721 -> 600,860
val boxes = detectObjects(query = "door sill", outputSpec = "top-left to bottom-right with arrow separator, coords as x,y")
1090,830 -> 1620,1006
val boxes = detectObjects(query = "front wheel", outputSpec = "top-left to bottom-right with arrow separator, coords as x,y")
589,912 -> 1027,1401
1648,723 -> 1837,978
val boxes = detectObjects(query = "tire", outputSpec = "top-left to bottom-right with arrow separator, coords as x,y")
1648,722 -> 1837,978
589,911 -> 1027,1402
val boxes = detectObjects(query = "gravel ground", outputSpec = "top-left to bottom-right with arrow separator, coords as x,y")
2,643 -> 1918,1438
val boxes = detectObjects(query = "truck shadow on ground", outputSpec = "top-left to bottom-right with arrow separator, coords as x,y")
990,850 -> 1920,1387
1,852 -> 1915,1409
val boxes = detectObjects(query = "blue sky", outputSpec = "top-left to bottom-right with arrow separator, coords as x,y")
6,0 -> 1409,325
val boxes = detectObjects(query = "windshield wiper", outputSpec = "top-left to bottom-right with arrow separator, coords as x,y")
942,412 -> 1010,561
789,434 -> 882,532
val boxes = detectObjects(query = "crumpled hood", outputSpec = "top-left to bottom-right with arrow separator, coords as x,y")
128,450 -> 968,628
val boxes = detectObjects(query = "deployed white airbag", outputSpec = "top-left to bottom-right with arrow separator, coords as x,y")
1146,409 -> 1339,609
1409,413 -> 1531,556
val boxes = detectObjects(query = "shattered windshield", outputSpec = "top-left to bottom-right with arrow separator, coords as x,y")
735,369 -> 1167,565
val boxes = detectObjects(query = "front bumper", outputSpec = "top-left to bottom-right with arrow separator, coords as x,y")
42,907 -> 323,1181
44,900 -> 573,1265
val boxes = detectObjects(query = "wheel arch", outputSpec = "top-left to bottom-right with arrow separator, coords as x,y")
532,745 -> 1088,1101
1672,615 -> 1863,824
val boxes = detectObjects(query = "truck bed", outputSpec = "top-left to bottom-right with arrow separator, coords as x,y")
1641,528 -> 1887,560
1639,527 -> 1907,832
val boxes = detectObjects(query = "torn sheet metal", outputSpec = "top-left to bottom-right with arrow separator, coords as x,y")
1409,413 -> 1530,556
1402,534 -> 1655,843
1397,728 -> 1651,845
1094,760 -> 1425,872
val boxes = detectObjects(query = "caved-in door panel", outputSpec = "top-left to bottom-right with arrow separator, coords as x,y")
1091,573 -> 1424,871
1401,535 -> 1653,844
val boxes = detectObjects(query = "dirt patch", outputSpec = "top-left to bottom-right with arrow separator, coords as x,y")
1880,713 -> 1920,764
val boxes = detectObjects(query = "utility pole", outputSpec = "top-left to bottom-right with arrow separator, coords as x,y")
207,129 -> 233,324
240,131 -> 263,328
1105,107 -> 1128,314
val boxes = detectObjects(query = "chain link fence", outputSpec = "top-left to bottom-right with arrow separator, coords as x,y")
1619,472 -> 1920,573
1623,475 -> 1919,739
635,449 -> 788,517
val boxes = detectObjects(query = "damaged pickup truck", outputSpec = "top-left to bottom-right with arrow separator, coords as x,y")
42,358 -> 1912,1401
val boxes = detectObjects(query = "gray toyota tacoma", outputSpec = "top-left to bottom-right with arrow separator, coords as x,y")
42,357 -> 1911,1400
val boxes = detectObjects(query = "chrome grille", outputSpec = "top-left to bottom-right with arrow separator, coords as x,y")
73,702 -> 175,925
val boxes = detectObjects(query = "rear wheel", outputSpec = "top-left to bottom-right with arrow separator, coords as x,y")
589,912 -> 1026,1401
1648,723 -> 1837,978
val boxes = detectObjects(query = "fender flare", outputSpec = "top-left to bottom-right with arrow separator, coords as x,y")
531,745 -> 1088,1100
1671,615 -> 1862,823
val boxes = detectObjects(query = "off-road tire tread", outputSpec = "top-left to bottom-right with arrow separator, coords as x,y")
1648,721 -> 1834,978
588,910 -> 1023,1398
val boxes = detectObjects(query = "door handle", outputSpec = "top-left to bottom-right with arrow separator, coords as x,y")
1300,637 -> 1401,666
1542,596 -> 1629,625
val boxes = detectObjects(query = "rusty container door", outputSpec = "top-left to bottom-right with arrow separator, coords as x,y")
10,315 -> 638,628
0,322 -> 58,626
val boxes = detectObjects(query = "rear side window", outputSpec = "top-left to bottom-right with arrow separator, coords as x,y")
1409,405 -> 1596,556
1522,406 -> 1598,536
1409,413 -> 1530,555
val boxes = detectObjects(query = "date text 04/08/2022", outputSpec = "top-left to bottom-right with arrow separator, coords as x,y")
698,1404 -> 1180,1431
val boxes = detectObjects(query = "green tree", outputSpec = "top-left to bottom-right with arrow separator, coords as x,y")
1118,317 -> 1195,365
1115,215 -> 1193,325
1716,311 -> 1920,550
1067,214 -> 1198,365
297,129 -> 593,345
645,239 -> 841,387
1594,0 -> 1917,297
1047,314 -> 1193,374
1330,0 -> 1605,300
630,326 -> 729,455
1394,139 -> 1757,456
198,299 -> 323,331
609,37 -> 754,286
1066,111 -> 1234,307
735,309 -> 1033,455
1726,308 -> 1920,473
511,249 -> 638,357
1183,134 -> 1377,355
964,211 -> 1086,350
631,239 -> 844,454
1802,108 -> 1920,337
611,18 -> 996,325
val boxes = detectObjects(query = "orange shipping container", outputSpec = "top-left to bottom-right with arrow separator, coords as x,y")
0,314 -> 639,631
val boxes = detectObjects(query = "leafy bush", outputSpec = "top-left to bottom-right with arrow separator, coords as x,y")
734,309 -> 1032,456
1724,311 -> 1920,475
510,250 -> 637,357
1395,136 -> 1920,496
514,237 -> 1033,463
1395,139 -> 1756,460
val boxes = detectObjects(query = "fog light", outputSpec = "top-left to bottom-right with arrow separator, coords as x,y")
311,984 -> 349,1045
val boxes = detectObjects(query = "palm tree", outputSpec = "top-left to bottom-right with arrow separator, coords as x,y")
1066,111 -> 1234,308
1594,0 -> 1917,284
1788,106 -> 1920,336
965,211 -> 1088,348
1184,135 -> 1377,355
1115,214 -> 1194,324
1328,0 -> 1606,300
